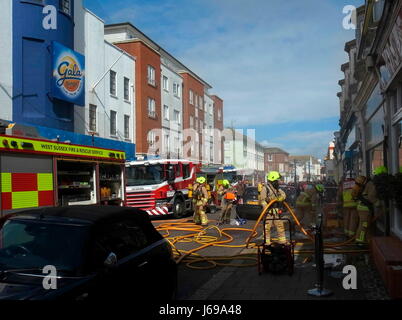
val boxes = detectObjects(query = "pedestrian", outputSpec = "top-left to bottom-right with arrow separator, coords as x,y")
260,171 -> 287,245
337,177 -> 359,238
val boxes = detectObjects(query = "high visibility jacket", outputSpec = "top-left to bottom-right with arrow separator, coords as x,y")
296,188 -> 318,209
356,181 -> 378,212
342,189 -> 357,208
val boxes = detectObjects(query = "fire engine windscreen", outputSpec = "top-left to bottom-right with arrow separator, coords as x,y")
126,165 -> 165,186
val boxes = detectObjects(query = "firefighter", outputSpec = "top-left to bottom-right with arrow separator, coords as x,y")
295,183 -> 318,230
260,171 -> 287,245
352,175 -> 379,245
219,180 -> 236,224
192,176 -> 209,226
338,177 -> 359,237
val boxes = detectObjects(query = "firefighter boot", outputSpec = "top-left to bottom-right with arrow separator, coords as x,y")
200,207 -> 208,226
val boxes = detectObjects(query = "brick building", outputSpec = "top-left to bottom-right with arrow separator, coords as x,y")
264,147 -> 290,181
104,22 -> 224,163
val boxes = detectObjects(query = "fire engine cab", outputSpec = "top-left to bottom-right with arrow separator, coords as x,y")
125,159 -> 201,218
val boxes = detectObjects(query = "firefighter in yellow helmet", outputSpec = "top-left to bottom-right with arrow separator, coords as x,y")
351,175 -> 378,245
260,171 -> 287,245
218,180 -> 236,224
192,176 -> 209,226
295,183 -> 319,231
337,177 -> 359,237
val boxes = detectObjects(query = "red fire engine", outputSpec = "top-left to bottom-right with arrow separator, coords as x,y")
125,159 -> 201,218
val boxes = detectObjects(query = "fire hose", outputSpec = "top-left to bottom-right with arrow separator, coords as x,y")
154,200 -> 370,269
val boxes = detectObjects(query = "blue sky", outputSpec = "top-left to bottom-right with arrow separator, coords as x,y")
84,0 -> 364,158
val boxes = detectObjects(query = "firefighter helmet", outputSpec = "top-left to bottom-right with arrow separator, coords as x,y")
196,176 -> 206,184
267,171 -> 281,182
373,166 -> 388,175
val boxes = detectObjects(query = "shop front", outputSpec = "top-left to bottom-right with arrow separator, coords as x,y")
0,135 -> 126,217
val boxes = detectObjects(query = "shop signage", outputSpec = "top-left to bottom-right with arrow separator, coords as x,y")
380,8 -> 402,89
0,136 -> 125,160
52,41 -> 85,106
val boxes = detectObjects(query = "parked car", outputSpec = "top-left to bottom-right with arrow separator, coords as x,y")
236,187 -> 263,220
0,206 -> 177,301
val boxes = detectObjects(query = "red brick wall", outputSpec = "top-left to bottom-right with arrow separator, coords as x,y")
115,41 -> 161,155
181,72 -> 205,159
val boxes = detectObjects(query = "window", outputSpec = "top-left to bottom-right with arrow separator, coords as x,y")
59,0 -> 71,15
147,130 -> 156,146
195,94 -> 198,108
147,65 -> 155,86
267,154 -> 273,162
89,104 -> 97,132
148,98 -> 156,118
199,96 -> 203,109
396,120 -> 402,170
163,105 -> 169,121
124,77 -> 130,101
182,164 -> 190,179
209,104 -> 213,115
110,110 -> 117,136
173,83 -> 181,97
189,90 -> 194,105
195,107 -> 198,118
163,76 -> 169,91
174,110 -> 181,125
110,70 -> 116,96
124,115 -> 130,139
164,135 -> 169,153
195,118 -> 198,130
218,108 -> 222,121
175,137 -> 180,156
189,116 -> 194,128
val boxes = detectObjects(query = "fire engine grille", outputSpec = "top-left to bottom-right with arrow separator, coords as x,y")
126,191 -> 155,210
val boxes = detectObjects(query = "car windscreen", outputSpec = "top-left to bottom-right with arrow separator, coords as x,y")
0,219 -> 89,273
126,164 -> 164,186
244,188 -> 259,200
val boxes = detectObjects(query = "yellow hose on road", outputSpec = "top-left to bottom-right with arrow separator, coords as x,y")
153,201 -> 366,270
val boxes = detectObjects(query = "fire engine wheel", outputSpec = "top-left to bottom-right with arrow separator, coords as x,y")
173,199 -> 185,218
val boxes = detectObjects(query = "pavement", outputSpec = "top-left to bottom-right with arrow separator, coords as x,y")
154,205 -> 391,300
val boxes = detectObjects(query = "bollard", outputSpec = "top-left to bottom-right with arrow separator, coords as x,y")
307,193 -> 333,297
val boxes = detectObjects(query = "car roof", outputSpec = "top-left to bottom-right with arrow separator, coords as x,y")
9,206 -> 151,226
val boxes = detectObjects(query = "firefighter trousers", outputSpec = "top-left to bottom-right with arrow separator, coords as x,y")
355,210 -> 370,243
343,207 -> 359,237
220,201 -> 233,223
265,212 -> 286,245
193,199 -> 208,225
296,206 -> 314,228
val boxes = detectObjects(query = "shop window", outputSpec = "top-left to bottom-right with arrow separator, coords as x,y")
366,107 -> 385,149
365,84 -> 383,120
368,145 -> 384,176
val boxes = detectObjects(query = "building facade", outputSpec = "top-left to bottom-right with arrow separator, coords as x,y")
104,22 -> 224,163
335,0 -> 402,239
0,0 -> 136,158
264,147 -> 290,181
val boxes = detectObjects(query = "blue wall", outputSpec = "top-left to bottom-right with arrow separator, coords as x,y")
13,0 -> 76,131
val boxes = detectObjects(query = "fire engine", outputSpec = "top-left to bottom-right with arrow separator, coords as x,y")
125,159 -> 201,218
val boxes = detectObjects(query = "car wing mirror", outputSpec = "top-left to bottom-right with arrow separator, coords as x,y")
104,252 -> 117,268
